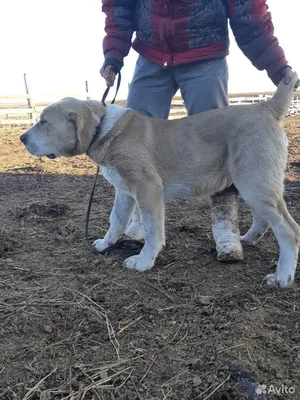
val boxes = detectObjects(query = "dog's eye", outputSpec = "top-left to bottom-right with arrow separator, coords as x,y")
40,120 -> 47,125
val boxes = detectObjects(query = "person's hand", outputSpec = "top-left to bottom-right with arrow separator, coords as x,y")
100,65 -> 116,87
282,68 -> 300,88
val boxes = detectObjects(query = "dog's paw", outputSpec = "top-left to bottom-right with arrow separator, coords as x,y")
240,233 -> 261,245
93,239 -> 111,253
240,234 -> 255,245
123,255 -> 153,271
263,273 -> 293,288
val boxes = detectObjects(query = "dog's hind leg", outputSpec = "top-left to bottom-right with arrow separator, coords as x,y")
211,190 -> 244,262
262,199 -> 300,287
125,204 -> 143,240
238,188 -> 299,287
241,207 -> 269,245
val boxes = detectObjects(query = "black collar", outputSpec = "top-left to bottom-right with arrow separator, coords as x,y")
87,121 -> 103,151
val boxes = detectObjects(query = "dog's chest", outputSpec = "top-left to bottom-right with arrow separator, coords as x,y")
100,165 -> 131,193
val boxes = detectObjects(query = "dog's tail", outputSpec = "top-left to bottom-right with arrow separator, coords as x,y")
268,70 -> 299,122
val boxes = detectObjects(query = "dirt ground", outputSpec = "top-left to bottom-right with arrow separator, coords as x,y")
0,114 -> 300,400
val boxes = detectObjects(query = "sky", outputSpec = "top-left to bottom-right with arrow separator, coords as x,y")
1,0 -> 300,100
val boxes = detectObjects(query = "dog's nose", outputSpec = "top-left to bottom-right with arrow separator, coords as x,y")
20,133 -> 27,144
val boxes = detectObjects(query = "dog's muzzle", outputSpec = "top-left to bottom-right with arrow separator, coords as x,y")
20,133 -> 27,144
20,132 -> 56,159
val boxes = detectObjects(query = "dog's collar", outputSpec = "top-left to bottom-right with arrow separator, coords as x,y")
88,121 -> 103,150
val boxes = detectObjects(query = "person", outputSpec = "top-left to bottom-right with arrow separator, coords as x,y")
100,0 -> 294,263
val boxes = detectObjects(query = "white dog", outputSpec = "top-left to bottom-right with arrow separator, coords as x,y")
20,72 -> 300,287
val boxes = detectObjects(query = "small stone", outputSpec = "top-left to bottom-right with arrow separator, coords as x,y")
100,370 -> 108,380
91,293 -> 106,303
36,165 -> 45,172
193,377 -> 202,386
43,325 -> 53,334
197,296 -> 212,306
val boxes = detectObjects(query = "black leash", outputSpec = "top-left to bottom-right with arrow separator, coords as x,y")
84,72 -> 144,256
101,71 -> 121,106
84,165 -> 101,254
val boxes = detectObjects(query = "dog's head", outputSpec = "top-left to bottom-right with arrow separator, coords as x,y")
20,98 -> 105,159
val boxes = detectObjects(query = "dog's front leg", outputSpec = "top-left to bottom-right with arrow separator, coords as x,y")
123,185 -> 165,271
93,188 -> 135,252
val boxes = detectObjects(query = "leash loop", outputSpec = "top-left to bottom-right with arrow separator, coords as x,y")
101,72 -> 121,106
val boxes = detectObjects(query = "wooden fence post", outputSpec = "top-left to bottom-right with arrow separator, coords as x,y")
23,73 -> 37,123
85,80 -> 90,99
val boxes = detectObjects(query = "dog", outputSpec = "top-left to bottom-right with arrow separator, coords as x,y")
20,71 -> 300,287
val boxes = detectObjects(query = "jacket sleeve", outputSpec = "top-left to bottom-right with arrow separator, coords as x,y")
226,0 -> 289,84
102,0 -> 137,72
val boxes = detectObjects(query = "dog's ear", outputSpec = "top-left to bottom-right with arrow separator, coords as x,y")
84,100 -> 105,119
67,104 -> 100,154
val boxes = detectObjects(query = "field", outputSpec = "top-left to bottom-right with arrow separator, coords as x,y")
0,115 -> 300,400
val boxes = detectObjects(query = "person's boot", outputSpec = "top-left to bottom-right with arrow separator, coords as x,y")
211,190 -> 243,262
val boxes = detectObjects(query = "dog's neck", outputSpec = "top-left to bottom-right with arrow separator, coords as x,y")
86,104 -> 129,161
87,120 -> 103,149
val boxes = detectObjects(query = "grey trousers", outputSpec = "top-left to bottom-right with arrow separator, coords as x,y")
126,55 -> 229,117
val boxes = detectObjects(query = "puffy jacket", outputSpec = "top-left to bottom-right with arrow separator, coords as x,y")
102,0 -> 288,84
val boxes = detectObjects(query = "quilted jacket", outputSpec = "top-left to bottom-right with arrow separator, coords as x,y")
102,0 -> 288,84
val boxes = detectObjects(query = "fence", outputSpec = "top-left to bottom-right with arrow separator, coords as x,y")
1,74 -> 300,125
0,73 -> 93,125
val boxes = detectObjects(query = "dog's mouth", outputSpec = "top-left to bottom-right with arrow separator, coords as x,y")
46,154 -> 56,159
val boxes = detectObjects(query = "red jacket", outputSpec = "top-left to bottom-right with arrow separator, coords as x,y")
102,0 -> 288,84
